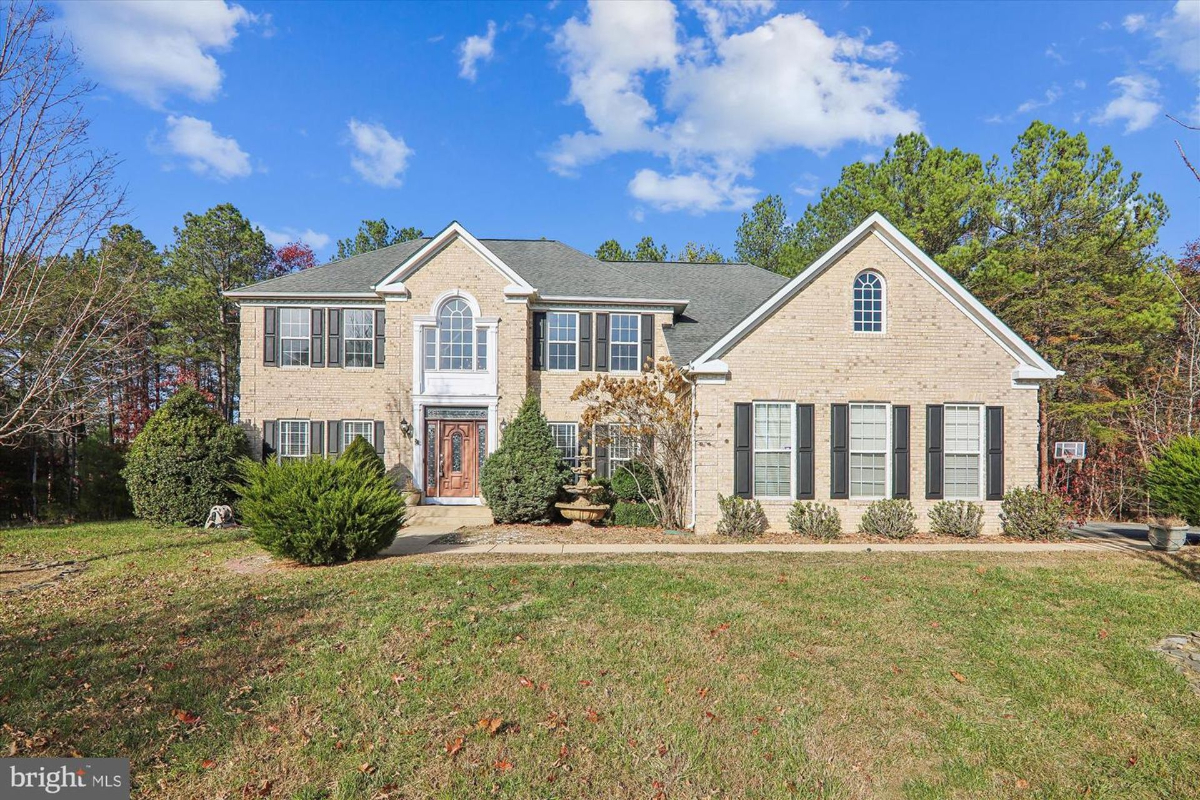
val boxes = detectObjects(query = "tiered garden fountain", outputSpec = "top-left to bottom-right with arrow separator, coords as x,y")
555,445 -> 610,528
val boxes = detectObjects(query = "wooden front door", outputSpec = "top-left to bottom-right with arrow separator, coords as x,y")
437,421 -> 477,498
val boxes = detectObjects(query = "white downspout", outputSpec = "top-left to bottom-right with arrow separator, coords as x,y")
688,372 -> 698,530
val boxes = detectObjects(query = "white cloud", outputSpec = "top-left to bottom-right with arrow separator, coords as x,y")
458,20 -> 498,81
163,115 -> 251,179
628,168 -> 758,213
548,1 -> 919,213
1016,85 -> 1063,114
256,224 -> 331,251
1122,13 -> 1147,33
1044,45 -> 1067,64
1152,1 -> 1200,74
346,119 -> 413,188
1092,75 -> 1162,133
56,0 -> 254,107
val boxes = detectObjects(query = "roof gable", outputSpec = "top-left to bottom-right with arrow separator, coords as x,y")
689,213 -> 1060,384
374,221 -> 535,300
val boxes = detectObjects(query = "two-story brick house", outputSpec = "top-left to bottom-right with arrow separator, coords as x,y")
227,213 -> 1058,532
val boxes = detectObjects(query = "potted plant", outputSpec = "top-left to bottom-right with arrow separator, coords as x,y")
1148,515 -> 1190,552
402,478 -> 422,507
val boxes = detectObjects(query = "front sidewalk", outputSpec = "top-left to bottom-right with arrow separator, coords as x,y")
383,523 -> 1156,557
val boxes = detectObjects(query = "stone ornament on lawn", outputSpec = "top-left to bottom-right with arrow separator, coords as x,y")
204,504 -> 235,529
555,445 -> 610,528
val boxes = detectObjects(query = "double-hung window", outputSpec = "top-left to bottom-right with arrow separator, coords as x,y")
849,403 -> 889,499
944,404 -> 983,500
549,422 -> 579,470
598,423 -> 642,479
343,309 -> 374,368
609,313 -> 640,372
279,420 -> 309,459
343,420 -> 374,449
547,312 -> 578,371
753,402 -> 793,498
279,308 -> 310,366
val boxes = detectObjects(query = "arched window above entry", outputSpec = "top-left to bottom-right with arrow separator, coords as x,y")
425,295 -> 488,371
853,270 -> 885,333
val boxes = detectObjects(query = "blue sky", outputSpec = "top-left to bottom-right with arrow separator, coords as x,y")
56,0 -> 1200,261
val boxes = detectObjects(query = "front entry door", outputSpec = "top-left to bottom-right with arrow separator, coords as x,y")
437,421 -> 477,498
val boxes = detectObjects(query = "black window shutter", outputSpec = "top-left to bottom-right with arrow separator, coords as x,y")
595,313 -> 609,372
327,309 -> 341,367
926,405 -> 944,499
593,424 -> 609,478
579,313 -> 593,370
796,404 -> 814,500
263,307 -> 277,366
892,405 -> 910,499
310,421 -> 324,456
374,309 -> 386,367
641,313 -> 655,371
986,406 -> 1004,500
830,404 -> 849,499
532,311 -> 546,371
328,420 -> 342,455
262,420 -> 276,462
734,403 -> 752,498
311,309 -> 324,367
374,421 -> 385,456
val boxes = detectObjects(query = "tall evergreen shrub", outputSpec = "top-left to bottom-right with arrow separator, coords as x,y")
480,394 -> 573,523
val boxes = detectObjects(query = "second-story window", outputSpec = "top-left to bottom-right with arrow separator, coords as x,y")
547,312 -> 578,371
279,308 -> 310,366
437,298 -> 476,370
343,309 -> 374,368
610,313 -> 640,371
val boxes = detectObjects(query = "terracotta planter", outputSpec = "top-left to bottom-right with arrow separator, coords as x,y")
1148,523 -> 1189,552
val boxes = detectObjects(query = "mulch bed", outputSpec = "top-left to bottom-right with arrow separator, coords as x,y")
437,524 -> 1042,546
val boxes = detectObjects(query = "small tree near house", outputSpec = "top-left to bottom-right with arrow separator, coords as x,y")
572,357 -> 693,529
480,393 -> 573,523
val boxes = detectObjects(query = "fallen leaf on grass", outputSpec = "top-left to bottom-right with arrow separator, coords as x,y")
950,671 -> 967,683
358,762 -> 376,775
578,679 -> 592,687
1099,629 -> 1110,640
493,759 -> 513,772
200,759 -> 216,769
702,710 -> 718,724
172,709 -> 200,724
1016,778 -> 1029,790
518,676 -> 534,689
476,717 -> 504,736
710,622 -> 731,637
585,707 -> 602,723
445,737 -> 464,756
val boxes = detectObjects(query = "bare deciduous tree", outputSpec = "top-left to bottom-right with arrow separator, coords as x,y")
0,2 -> 147,445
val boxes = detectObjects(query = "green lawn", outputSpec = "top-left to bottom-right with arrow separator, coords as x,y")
2,522 -> 1199,799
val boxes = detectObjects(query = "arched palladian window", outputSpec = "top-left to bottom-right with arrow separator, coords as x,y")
425,297 -> 488,371
853,270 -> 884,333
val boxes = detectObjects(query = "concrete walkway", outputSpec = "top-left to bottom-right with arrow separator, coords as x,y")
383,522 -> 1164,557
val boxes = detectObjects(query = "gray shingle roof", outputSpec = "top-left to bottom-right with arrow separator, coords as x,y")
605,261 -> 788,364
228,238 -> 787,364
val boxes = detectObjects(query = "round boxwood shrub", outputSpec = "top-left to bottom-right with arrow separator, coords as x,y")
123,387 -> 248,525
1147,435 -> 1200,526
858,499 -> 917,539
928,500 -> 984,539
235,437 -> 406,565
787,501 -> 841,541
480,393 -> 573,523
609,460 -> 662,502
999,487 -> 1070,541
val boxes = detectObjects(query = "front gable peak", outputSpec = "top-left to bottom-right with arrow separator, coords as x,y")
374,221 -> 535,300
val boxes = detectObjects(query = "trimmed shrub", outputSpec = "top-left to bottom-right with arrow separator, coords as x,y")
77,432 -> 132,520
235,442 -> 405,565
787,501 -> 841,541
928,500 -> 984,539
611,501 -> 658,527
859,499 -> 917,539
716,494 -> 768,539
609,460 -> 662,503
480,394 -> 573,523
123,387 -> 248,526
1147,435 -> 1200,526
1000,487 -> 1070,541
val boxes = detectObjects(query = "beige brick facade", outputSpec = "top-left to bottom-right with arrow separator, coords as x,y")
237,224 -> 1048,529
692,232 -> 1040,534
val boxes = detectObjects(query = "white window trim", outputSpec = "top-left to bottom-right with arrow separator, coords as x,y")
849,402 -> 891,501
752,401 -> 795,501
608,312 -> 642,374
549,422 -> 579,467
342,419 -> 375,449
852,270 -> 887,335
547,311 -> 580,372
278,419 -> 310,460
943,403 -> 986,501
342,309 -> 375,369
279,307 -> 311,368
